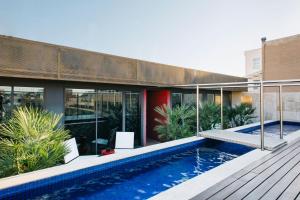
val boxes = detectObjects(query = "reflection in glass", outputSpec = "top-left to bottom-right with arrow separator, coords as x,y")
13,87 -> 44,109
96,90 -> 123,151
125,92 -> 141,146
207,93 -> 214,103
64,89 -> 96,155
183,93 -> 197,106
0,86 -> 12,122
172,93 -> 182,108
64,89 -> 142,155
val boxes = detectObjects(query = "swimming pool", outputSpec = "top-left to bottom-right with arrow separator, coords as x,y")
237,121 -> 300,136
0,140 -> 252,200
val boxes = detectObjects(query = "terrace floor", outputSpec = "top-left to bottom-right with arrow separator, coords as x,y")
192,138 -> 300,200
200,129 -> 287,151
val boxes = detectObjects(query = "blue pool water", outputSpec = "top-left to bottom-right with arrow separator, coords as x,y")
2,140 -> 252,200
237,121 -> 300,136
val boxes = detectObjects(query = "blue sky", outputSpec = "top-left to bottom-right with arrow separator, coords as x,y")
1,0 -> 300,76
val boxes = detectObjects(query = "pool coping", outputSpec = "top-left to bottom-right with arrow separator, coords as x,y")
151,120 -> 300,200
0,136 -> 203,190
149,148 -> 270,200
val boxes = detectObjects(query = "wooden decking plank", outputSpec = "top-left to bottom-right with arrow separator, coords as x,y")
192,140 -> 300,200
236,140 -> 300,175
260,162 -> 300,200
207,172 -> 257,200
277,171 -> 300,200
189,177 -> 238,200
243,153 -> 300,200
225,145 -> 300,200
252,142 -> 300,174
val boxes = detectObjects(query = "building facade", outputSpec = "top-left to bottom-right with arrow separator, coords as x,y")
245,48 -> 262,82
237,34 -> 300,122
263,34 -> 300,121
0,35 -> 246,155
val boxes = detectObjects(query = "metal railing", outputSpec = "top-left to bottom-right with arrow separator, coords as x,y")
175,79 -> 300,151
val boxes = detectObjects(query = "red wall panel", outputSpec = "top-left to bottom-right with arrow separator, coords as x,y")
146,90 -> 171,141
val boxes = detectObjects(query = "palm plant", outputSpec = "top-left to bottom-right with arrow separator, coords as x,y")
199,103 -> 221,131
0,107 -> 70,178
154,104 -> 195,141
230,103 -> 256,127
223,103 -> 256,128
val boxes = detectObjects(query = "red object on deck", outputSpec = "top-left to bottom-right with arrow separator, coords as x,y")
101,149 -> 115,156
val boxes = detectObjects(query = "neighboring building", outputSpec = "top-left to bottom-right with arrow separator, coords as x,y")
263,34 -> 300,121
0,35 -> 246,155
245,48 -> 262,82
237,34 -> 300,121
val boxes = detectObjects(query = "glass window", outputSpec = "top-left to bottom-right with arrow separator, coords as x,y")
172,93 -> 182,108
241,95 -> 253,104
64,89 -> 96,155
183,93 -> 197,106
214,93 -> 231,106
207,93 -> 214,103
252,58 -> 261,70
64,89 -> 142,155
65,89 -> 96,121
13,87 -> 44,109
125,92 -> 141,146
215,95 -> 221,105
96,90 -> 123,152
0,86 -> 12,121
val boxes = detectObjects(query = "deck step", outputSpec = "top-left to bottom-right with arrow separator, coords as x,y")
200,130 -> 287,151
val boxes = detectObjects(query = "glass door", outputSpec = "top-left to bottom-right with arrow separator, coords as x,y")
96,90 -> 123,153
64,89 -> 96,155
64,89 -> 142,155
125,92 -> 141,146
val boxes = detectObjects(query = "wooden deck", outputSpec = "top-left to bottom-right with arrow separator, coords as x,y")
200,130 -> 287,151
191,139 -> 300,200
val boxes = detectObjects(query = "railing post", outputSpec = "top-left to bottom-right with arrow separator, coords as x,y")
260,80 -> 265,151
196,85 -> 199,136
95,91 -> 98,155
220,87 -> 223,129
279,85 -> 283,139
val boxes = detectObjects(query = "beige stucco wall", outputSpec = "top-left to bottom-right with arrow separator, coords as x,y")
232,90 -> 300,122
263,34 -> 300,83
260,34 -> 300,122
245,48 -> 262,78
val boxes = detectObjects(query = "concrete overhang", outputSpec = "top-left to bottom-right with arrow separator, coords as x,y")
0,35 -> 246,90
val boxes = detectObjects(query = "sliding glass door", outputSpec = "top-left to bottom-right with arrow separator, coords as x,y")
96,90 -> 123,153
65,89 -> 141,155
125,92 -> 141,146
64,89 -> 97,155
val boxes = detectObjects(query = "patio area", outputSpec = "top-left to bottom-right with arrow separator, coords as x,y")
192,138 -> 300,200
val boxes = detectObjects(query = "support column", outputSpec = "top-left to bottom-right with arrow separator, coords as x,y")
260,81 -> 265,151
279,85 -> 283,139
196,85 -> 199,135
220,87 -> 223,130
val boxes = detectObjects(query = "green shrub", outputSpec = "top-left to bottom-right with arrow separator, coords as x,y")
0,107 -> 70,178
154,104 -> 195,141
225,103 -> 256,127
199,103 -> 221,131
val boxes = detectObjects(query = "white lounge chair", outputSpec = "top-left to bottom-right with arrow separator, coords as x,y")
114,132 -> 135,153
64,138 -> 79,163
